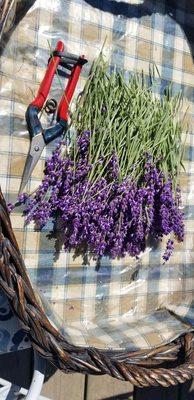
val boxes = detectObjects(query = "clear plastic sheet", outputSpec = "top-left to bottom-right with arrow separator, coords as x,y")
0,0 -> 194,350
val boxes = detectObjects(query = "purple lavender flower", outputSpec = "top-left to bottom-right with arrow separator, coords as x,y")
18,192 -> 28,203
12,135 -> 184,261
7,203 -> 15,213
163,239 -> 174,262
77,130 -> 91,155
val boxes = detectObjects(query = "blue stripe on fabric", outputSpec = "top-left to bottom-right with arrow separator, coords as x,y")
111,15 -> 127,71
27,263 -> 194,286
183,301 -> 194,325
183,205 -> 194,219
154,10 -> 164,31
28,265 -> 118,286
160,10 -> 176,93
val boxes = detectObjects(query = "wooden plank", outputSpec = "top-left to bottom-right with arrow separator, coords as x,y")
134,384 -> 179,400
41,371 -> 85,400
86,375 -> 133,400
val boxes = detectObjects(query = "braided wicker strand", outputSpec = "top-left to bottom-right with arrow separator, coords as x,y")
0,188 -> 193,387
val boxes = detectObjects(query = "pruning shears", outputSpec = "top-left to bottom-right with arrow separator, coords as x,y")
19,40 -> 87,193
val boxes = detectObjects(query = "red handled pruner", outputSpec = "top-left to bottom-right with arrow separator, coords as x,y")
19,40 -> 87,193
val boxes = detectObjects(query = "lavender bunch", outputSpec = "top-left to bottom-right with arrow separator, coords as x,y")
12,54 -> 185,262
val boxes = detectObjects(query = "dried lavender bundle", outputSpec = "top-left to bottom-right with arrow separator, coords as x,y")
13,54 -> 185,262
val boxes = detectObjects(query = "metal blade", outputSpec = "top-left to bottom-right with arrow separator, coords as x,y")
19,133 -> 45,194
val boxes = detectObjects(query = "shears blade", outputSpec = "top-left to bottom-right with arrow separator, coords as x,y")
19,133 -> 45,194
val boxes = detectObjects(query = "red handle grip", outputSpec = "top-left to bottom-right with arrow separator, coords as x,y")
31,41 -> 64,109
57,56 -> 86,121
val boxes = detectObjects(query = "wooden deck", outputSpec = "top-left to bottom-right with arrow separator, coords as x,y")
42,372 -> 134,399
0,348 -> 193,399
42,370 -> 194,400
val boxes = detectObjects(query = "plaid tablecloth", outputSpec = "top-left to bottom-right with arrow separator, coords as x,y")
0,0 -> 194,351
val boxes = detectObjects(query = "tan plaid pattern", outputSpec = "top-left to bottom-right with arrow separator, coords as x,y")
0,0 -> 194,350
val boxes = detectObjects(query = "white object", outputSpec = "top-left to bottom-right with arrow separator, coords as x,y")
25,351 -> 46,400
0,379 -> 50,400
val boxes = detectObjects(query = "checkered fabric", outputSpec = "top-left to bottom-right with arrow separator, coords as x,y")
0,0 -> 194,350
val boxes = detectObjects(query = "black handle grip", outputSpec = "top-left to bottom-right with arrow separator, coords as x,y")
25,105 -> 42,139
43,120 -> 68,145
26,105 -> 67,145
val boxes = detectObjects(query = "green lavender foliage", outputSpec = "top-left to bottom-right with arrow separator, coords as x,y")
71,53 -> 185,188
